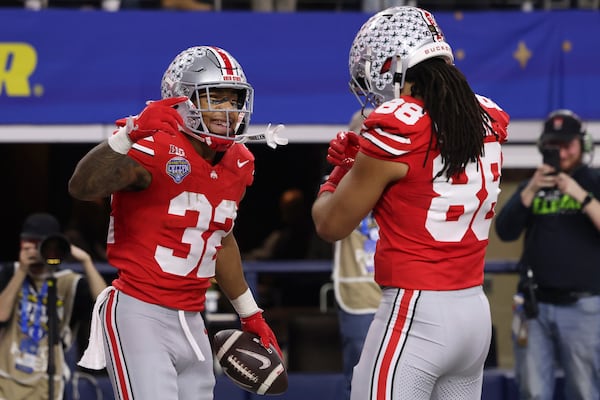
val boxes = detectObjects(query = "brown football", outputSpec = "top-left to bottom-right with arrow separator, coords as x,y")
213,329 -> 288,395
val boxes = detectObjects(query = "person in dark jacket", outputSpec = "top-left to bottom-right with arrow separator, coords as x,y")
495,109 -> 600,400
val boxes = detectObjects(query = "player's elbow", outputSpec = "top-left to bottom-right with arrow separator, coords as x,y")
312,197 -> 354,242
68,176 -> 87,200
68,175 -> 98,202
313,218 -> 349,243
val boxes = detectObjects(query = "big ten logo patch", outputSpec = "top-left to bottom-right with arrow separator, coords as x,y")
0,42 -> 42,97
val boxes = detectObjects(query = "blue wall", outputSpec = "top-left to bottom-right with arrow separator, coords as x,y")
1,9 -> 599,128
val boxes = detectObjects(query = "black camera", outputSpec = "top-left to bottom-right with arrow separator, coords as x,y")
541,146 -> 561,175
39,234 -> 71,267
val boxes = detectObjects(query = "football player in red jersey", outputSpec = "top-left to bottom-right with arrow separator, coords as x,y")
312,7 -> 509,400
69,46 -> 283,400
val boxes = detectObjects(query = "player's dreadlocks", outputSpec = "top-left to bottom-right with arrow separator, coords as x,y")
405,57 -> 495,180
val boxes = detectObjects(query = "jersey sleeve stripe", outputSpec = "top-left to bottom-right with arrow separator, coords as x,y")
374,128 -> 412,145
363,132 -> 409,156
132,143 -> 155,156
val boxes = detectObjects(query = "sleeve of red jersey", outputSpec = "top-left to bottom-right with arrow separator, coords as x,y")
477,95 -> 510,144
487,107 -> 510,144
358,108 -> 425,163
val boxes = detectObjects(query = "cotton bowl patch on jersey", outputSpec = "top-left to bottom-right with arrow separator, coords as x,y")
213,329 -> 288,395
165,156 -> 191,183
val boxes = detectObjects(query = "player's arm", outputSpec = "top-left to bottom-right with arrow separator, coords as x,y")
214,232 -> 248,300
69,97 -> 186,201
69,143 -> 150,200
312,151 -> 407,242
215,232 -> 282,356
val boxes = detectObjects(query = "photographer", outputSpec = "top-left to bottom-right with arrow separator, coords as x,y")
495,109 -> 600,400
0,212 -> 106,400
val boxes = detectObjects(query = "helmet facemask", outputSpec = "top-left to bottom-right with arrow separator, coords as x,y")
177,84 -> 253,151
349,50 -> 401,109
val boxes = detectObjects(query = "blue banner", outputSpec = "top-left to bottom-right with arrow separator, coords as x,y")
0,9 -> 599,124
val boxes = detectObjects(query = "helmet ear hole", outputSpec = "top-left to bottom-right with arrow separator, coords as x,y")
380,58 -> 392,74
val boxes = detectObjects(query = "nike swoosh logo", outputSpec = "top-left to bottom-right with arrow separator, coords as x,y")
236,348 -> 272,369
237,159 -> 250,168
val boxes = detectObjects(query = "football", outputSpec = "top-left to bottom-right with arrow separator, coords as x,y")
213,329 -> 288,395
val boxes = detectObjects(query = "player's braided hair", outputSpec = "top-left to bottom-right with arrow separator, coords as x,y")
405,58 -> 496,180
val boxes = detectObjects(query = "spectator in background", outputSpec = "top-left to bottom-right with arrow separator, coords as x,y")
334,211 -> 380,400
243,187 -> 313,307
64,198 -> 110,262
160,0 -> 212,10
250,0 -> 295,12
128,0 -> 213,10
495,109 -> 600,400
0,212 -> 107,400
23,0 -> 213,11
244,188 -> 312,261
361,0 -> 414,14
331,108 -> 381,400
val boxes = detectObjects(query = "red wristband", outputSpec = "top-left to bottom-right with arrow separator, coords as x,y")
318,166 -> 349,197
318,181 -> 338,196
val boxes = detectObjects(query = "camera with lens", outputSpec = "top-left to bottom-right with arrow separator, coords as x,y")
39,234 -> 71,267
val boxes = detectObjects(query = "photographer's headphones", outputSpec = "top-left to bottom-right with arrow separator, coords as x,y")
537,109 -> 593,154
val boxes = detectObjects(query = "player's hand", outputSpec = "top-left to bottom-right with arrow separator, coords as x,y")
241,311 -> 283,358
116,97 -> 187,142
318,131 -> 360,196
326,131 -> 360,170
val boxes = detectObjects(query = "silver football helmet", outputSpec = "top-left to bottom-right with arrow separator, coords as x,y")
349,6 -> 454,108
161,46 -> 253,151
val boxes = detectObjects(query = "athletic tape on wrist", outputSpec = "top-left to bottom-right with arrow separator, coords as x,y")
231,288 -> 261,318
108,126 -> 132,155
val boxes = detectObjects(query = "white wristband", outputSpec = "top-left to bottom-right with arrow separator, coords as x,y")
107,126 -> 132,155
230,288 -> 262,318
